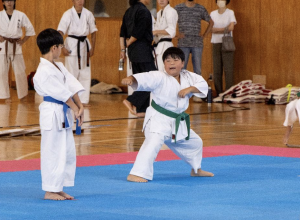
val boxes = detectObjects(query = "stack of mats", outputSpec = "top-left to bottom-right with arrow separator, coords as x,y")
266,86 -> 300,104
213,80 -> 272,103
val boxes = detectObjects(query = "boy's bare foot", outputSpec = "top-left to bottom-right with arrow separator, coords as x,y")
191,169 -> 214,177
5,98 -> 12,103
83,103 -> 91,107
44,192 -> 66,201
123,100 -> 136,115
127,174 -> 148,183
58,191 -> 74,200
136,112 -> 145,118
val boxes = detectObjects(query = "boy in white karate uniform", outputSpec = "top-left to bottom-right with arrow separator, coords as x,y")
0,0 -> 35,103
283,92 -> 300,145
122,47 -> 214,182
153,0 -> 178,71
34,29 -> 84,200
58,0 -> 98,106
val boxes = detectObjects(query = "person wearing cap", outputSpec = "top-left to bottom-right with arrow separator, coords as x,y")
0,0 -> 35,103
58,0 -> 98,107
283,92 -> 300,145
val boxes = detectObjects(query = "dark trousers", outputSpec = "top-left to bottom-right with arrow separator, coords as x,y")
127,61 -> 157,113
212,43 -> 234,96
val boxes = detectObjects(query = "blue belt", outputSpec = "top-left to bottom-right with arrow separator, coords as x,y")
43,96 -> 81,135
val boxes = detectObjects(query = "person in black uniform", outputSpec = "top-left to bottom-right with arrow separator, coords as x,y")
120,0 -> 157,118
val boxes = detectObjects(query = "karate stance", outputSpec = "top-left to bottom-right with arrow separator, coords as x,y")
283,92 -> 300,145
122,47 -> 214,182
0,0 -> 35,102
58,0 -> 98,106
153,0 -> 178,71
34,29 -> 84,200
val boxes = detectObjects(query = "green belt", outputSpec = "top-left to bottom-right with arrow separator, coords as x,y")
151,100 -> 190,143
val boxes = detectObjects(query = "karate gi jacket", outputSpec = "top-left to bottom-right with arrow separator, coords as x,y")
153,4 -> 178,55
133,70 -> 208,141
57,7 -> 98,56
120,2 -> 154,63
0,9 -> 35,55
33,58 -> 85,130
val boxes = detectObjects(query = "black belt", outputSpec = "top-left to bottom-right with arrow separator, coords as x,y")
68,35 -> 90,69
153,38 -> 172,48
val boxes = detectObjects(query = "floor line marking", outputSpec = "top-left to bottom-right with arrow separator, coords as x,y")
75,137 -> 145,146
15,151 -> 40,160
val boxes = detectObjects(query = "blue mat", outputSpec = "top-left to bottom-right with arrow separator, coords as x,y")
0,155 -> 299,220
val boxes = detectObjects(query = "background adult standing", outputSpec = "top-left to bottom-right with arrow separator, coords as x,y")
175,0 -> 213,76
153,0 -> 178,71
120,0 -> 156,118
58,0 -> 98,107
0,0 -> 35,103
210,0 -> 236,96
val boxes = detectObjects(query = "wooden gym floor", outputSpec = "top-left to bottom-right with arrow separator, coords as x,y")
0,89 -> 298,162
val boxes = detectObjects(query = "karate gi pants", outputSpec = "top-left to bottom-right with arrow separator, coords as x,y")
130,120 -> 203,180
155,42 -> 174,72
126,61 -> 157,113
156,53 -> 165,72
41,116 -> 76,192
65,55 -> 91,104
0,54 -> 28,99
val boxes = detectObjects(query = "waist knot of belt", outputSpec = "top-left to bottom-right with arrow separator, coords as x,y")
43,96 -> 81,135
151,100 -> 190,143
68,35 -> 90,70
3,37 -> 20,61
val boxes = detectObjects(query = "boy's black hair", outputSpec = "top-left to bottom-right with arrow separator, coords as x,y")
162,47 -> 185,62
129,0 -> 139,6
215,0 -> 230,5
2,0 -> 16,10
37,28 -> 64,55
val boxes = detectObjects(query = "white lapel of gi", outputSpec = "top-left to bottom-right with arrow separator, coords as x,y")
71,7 -> 81,27
1,10 -> 9,23
7,10 -> 19,37
1,10 -> 10,36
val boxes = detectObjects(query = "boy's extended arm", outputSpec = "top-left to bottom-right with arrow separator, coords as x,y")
121,75 -> 138,89
178,86 -> 201,98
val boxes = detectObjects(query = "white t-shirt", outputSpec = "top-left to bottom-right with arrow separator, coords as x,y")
210,9 -> 237,43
